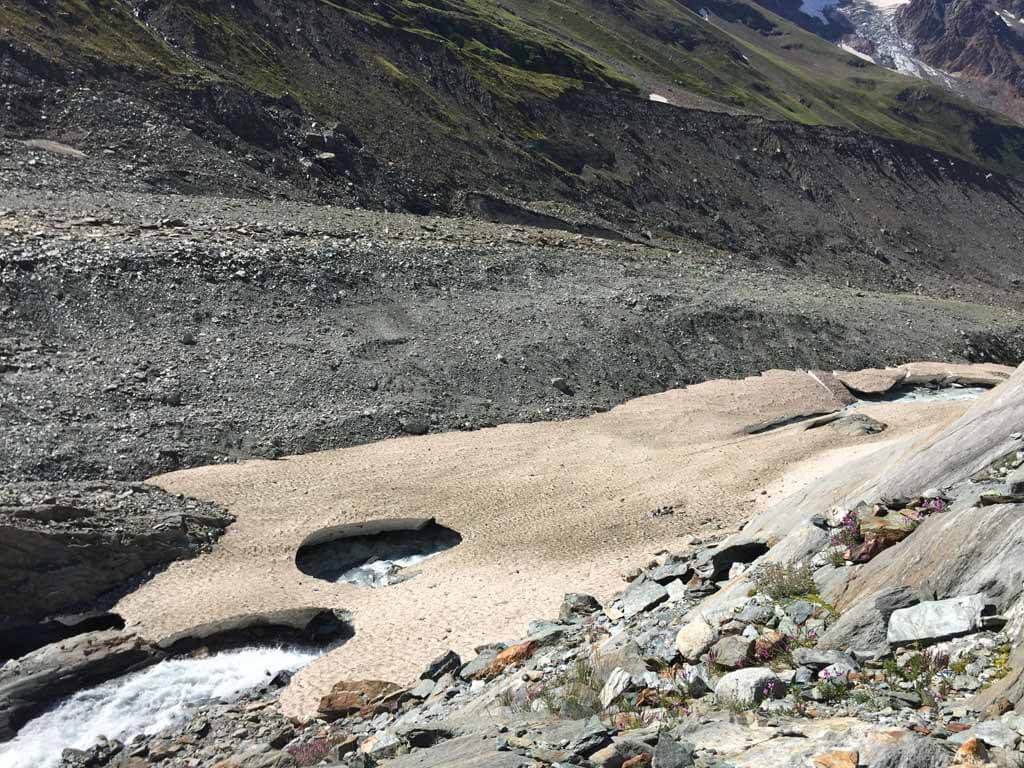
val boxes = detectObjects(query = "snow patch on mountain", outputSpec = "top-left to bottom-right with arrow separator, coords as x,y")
799,0 -> 837,22
839,42 -> 876,62
995,8 -> 1024,32
861,0 -> 910,8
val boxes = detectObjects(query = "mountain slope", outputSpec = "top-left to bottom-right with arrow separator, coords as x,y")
896,0 -> 1024,121
5,0 -> 1024,174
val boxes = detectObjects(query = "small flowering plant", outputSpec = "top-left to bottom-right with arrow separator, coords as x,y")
755,636 -> 789,664
286,739 -> 331,767
901,495 -> 947,524
830,509 -> 863,550
816,667 -> 851,702
759,678 -> 785,700
820,666 -> 846,682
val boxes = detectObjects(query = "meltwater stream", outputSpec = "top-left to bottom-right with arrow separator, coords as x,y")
849,385 -> 989,409
338,550 -> 442,587
0,646 -> 319,768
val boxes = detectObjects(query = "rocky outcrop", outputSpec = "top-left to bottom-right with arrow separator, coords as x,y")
816,586 -> 919,657
887,594 -> 993,646
56,512 -> 1020,768
0,482 -> 232,635
713,362 -> 1024,711
318,680 -> 402,721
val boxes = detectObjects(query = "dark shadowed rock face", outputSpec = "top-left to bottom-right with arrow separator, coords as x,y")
0,482 -> 232,634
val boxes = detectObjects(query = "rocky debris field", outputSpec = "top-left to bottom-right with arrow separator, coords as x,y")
3,188 -> 1023,489
51,417 -> 1024,768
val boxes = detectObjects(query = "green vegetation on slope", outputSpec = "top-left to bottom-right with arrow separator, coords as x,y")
4,0 -> 1024,173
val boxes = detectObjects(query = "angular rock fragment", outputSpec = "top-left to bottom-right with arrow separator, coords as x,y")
459,647 -> 502,680
709,635 -> 753,669
714,667 -> 786,708
420,649 -> 461,681
812,749 -> 858,768
887,595 -> 989,646
648,558 -> 693,585
600,667 -> 634,709
481,640 -> 537,679
817,586 -> 918,657
621,577 -> 669,618
675,615 -> 718,661
652,732 -> 695,768
317,680 -> 401,720
560,593 -> 603,623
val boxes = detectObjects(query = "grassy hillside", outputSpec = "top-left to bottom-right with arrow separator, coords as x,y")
4,0 -> 1024,173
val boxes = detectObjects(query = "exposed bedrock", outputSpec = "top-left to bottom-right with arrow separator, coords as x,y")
711,362 -> 1024,707
0,613 -> 125,664
0,482 -> 233,658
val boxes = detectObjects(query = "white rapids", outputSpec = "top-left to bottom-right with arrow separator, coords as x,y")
0,646 -> 318,768
338,550 -> 441,587
848,385 -> 989,410
879,385 -> 989,404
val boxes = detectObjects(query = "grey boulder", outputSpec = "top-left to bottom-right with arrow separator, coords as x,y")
887,594 -> 988,646
714,667 -> 785,708
653,731 -> 696,768
675,615 -> 718,661
948,719 -> 1021,750
867,735 -> 953,768
559,593 -> 603,623
709,635 -> 753,669
817,586 -> 918,657
620,577 -> 669,618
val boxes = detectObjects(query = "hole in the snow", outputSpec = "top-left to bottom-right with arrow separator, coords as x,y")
296,517 -> 462,587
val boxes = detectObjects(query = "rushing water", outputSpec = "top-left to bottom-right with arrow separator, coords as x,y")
338,550 -> 442,587
297,521 -> 462,587
0,646 -> 319,768
884,386 -> 988,403
849,385 -> 988,409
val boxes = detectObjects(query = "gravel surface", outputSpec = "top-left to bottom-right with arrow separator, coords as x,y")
3,188 -> 1023,485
